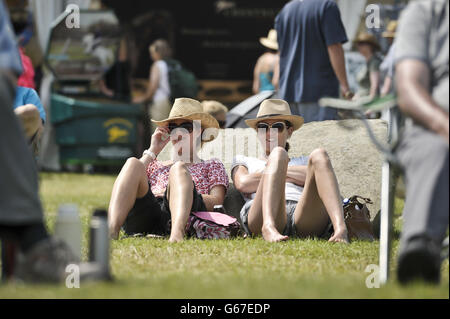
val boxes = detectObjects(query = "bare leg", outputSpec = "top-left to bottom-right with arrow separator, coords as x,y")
247,147 -> 289,242
108,157 -> 149,239
167,161 -> 195,243
294,149 -> 348,243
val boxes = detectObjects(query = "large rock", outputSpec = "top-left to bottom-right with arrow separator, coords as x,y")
158,119 -> 388,220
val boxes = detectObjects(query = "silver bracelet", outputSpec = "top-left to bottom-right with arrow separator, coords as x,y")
143,149 -> 157,160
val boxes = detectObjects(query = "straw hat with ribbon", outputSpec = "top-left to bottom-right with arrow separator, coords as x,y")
353,32 -> 381,51
382,20 -> 398,38
245,99 -> 304,131
259,29 -> 278,51
152,98 -> 219,142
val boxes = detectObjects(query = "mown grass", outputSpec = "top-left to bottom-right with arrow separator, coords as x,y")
0,172 -> 448,299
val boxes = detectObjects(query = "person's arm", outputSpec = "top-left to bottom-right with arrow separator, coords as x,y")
252,57 -> 261,94
133,62 -> 160,103
201,185 -> 226,211
285,165 -> 307,186
380,76 -> 392,97
380,44 -> 396,97
369,70 -> 380,99
232,165 -> 262,195
14,104 -> 43,139
272,54 -> 280,90
396,59 -> 449,143
99,78 -> 114,97
327,43 -> 353,99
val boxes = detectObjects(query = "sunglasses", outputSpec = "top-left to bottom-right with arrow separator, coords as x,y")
167,122 -> 194,133
256,121 -> 291,133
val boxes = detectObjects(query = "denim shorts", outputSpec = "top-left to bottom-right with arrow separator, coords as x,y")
239,199 -> 333,239
240,200 -> 299,237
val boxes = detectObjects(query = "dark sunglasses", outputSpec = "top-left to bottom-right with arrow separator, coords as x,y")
256,121 -> 291,132
167,122 -> 194,133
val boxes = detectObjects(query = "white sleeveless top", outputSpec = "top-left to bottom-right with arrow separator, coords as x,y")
153,60 -> 171,102
231,155 -> 309,203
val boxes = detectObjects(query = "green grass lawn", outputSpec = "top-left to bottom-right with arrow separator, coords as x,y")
0,172 -> 448,298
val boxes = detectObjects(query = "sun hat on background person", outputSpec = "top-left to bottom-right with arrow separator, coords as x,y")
201,100 -> 228,128
353,32 -> 381,52
152,97 -> 219,142
259,29 -> 278,51
382,20 -> 398,39
245,99 -> 304,131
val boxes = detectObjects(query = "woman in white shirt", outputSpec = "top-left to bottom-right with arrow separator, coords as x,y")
231,99 -> 348,243
133,39 -> 172,126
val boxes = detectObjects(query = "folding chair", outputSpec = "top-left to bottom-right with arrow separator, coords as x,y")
319,95 -> 401,284
320,95 -> 449,283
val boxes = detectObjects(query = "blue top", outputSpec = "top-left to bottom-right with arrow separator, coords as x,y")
259,71 -> 275,92
0,0 -> 23,76
14,86 -> 46,123
275,0 -> 348,103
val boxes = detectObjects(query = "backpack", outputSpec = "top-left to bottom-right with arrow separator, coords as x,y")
184,211 -> 244,239
164,58 -> 199,100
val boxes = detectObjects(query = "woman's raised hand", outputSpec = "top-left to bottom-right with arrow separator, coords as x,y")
149,126 -> 170,155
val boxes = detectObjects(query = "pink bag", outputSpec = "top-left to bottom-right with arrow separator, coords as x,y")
185,211 -> 243,239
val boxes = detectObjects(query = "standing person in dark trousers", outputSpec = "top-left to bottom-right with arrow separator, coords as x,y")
0,0 -> 95,283
394,0 -> 449,285
274,0 -> 353,123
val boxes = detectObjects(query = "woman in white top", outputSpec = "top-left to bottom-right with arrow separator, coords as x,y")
133,39 -> 172,125
231,99 -> 348,243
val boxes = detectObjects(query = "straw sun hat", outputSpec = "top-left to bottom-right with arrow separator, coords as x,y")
245,99 -> 304,131
152,98 -> 219,142
259,29 -> 278,51
382,20 -> 398,38
353,32 -> 381,51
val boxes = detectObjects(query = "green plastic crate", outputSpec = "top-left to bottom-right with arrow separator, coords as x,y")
50,93 -> 143,165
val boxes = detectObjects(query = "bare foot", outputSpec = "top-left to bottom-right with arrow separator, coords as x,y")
109,226 -> 119,240
168,236 -> 184,243
328,228 -> 349,244
168,230 -> 185,243
262,225 -> 289,242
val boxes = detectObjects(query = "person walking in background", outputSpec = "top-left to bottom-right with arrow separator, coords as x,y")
133,39 -> 172,128
353,32 -> 383,100
10,6 -> 35,89
252,29 -> 279,94
0,0 -> 92,283
202,100 -> 228,129
394,0 -> 448,285
275,0 -> 353,123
